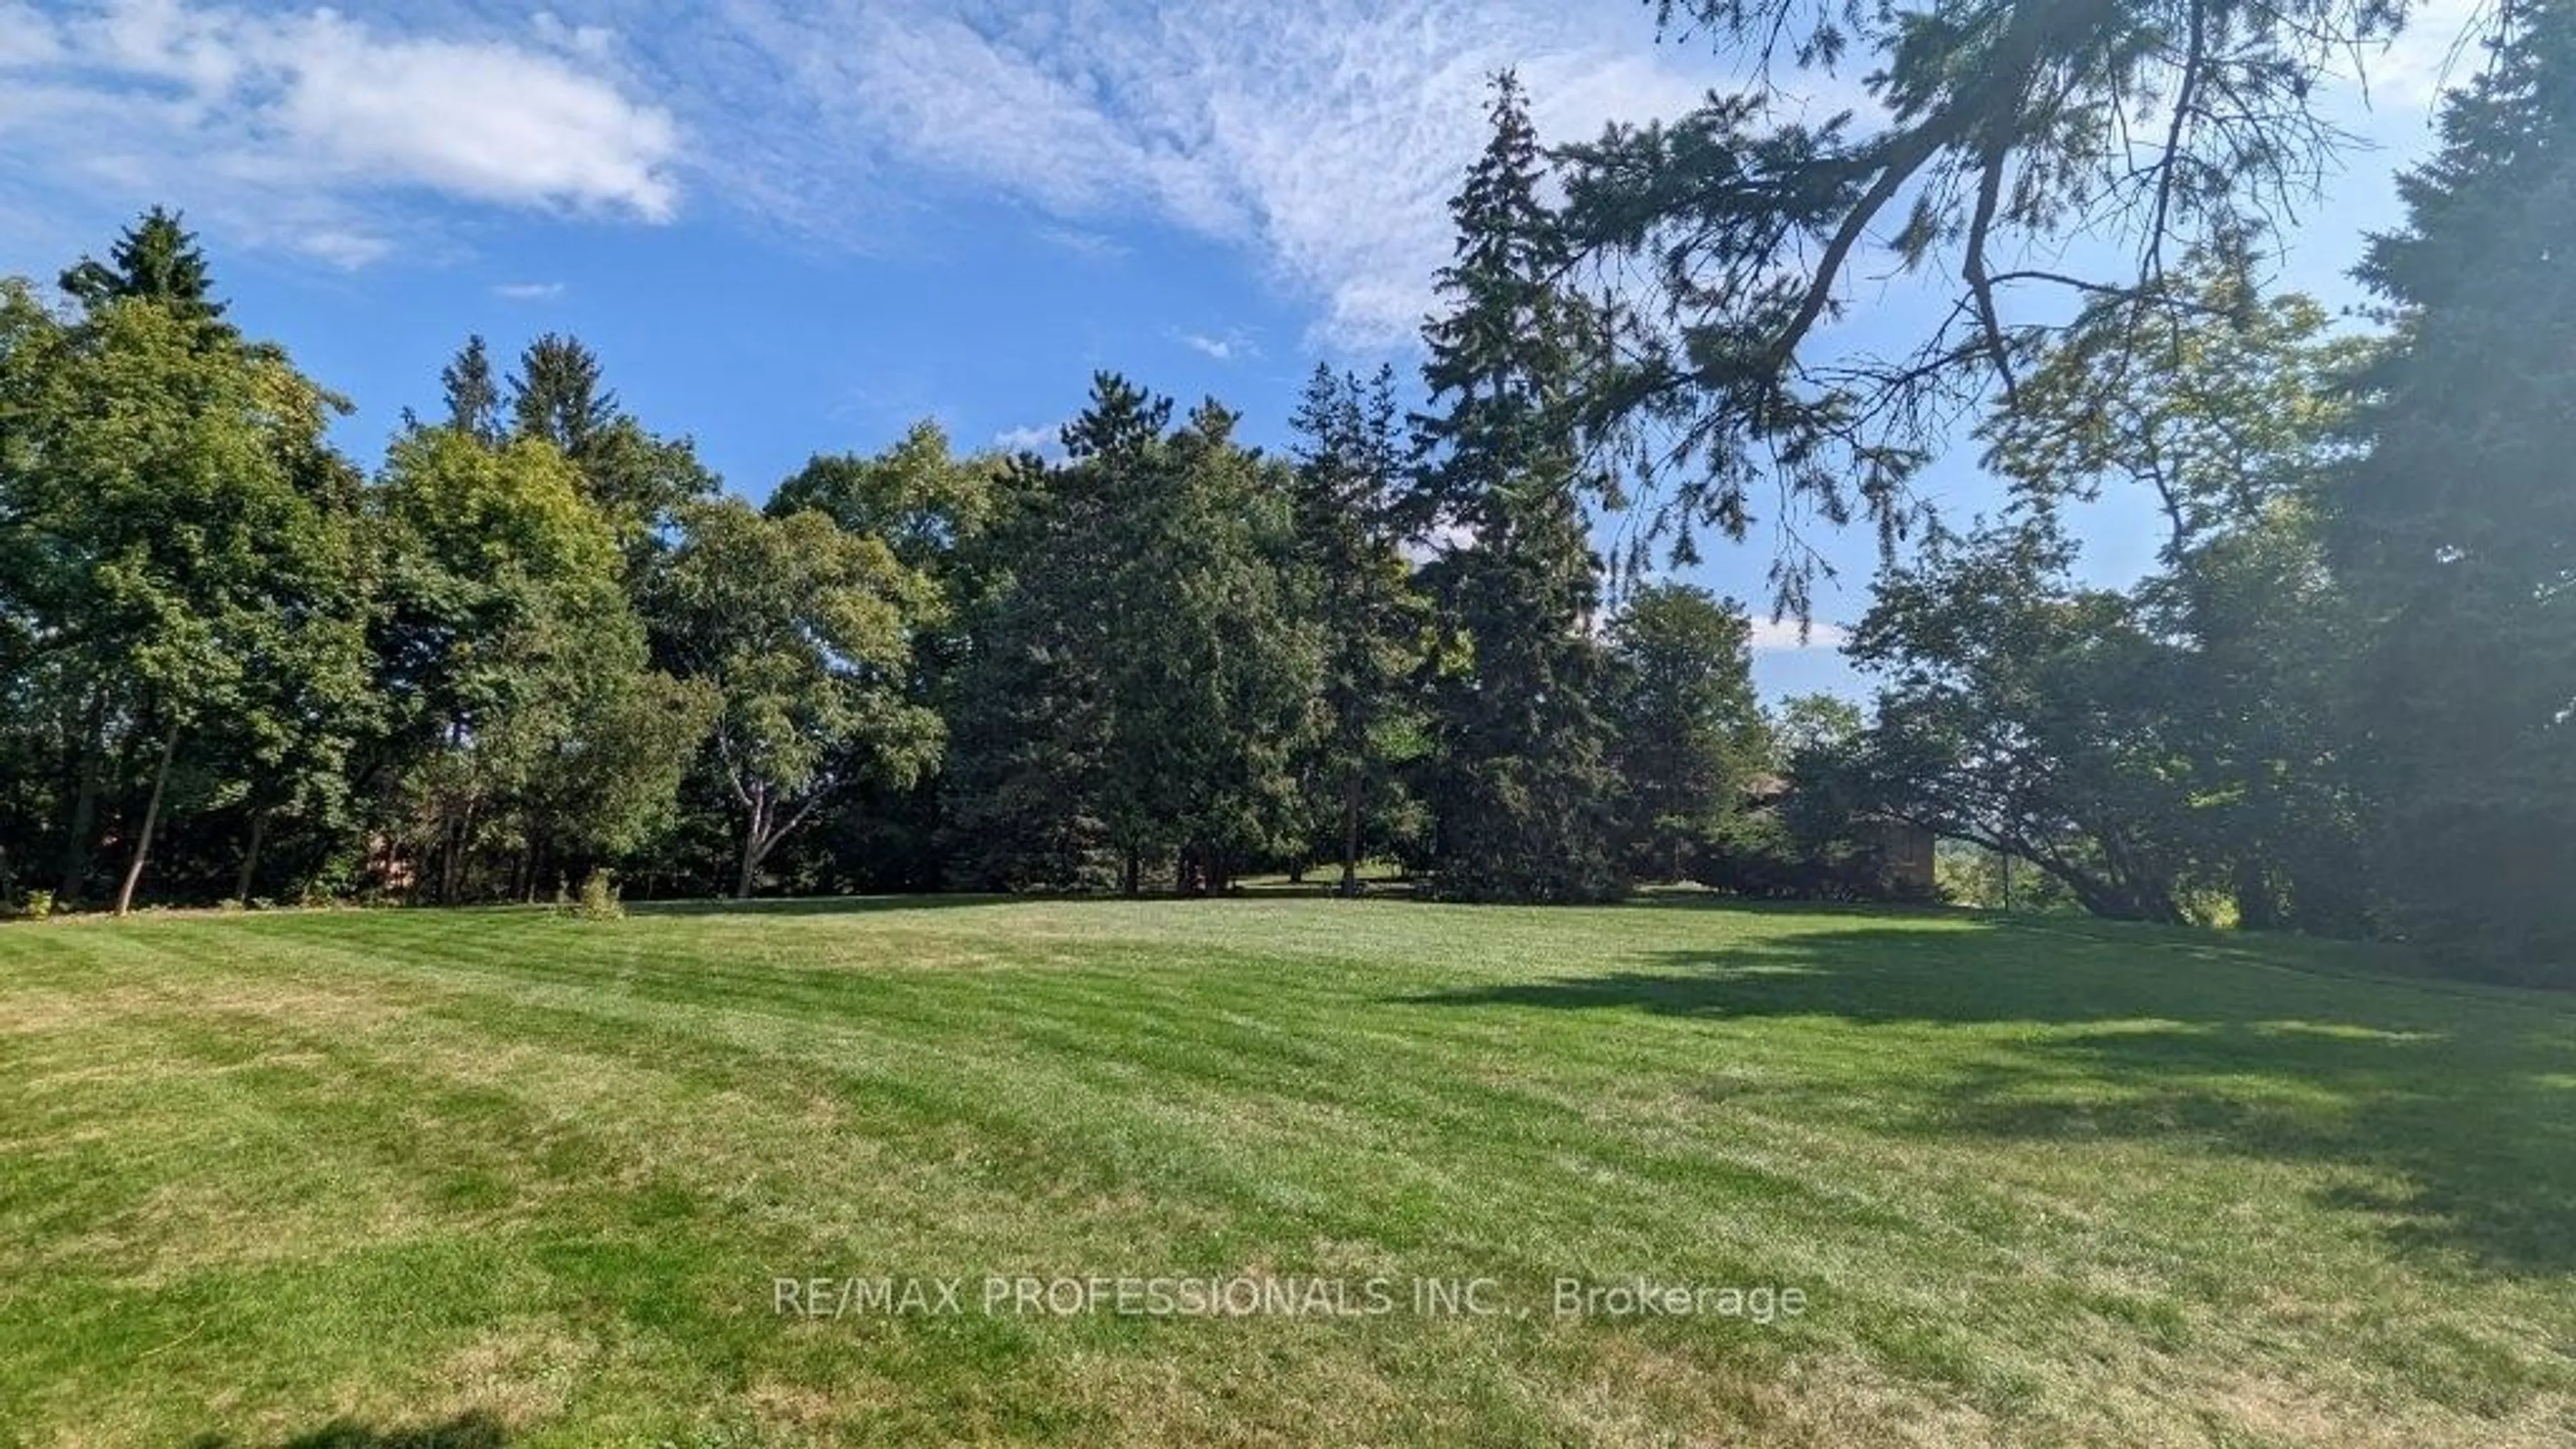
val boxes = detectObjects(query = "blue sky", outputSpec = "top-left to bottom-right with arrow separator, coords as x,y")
0,0 -> 2487,700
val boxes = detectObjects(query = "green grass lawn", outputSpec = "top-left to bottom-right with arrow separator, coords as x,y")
3,898 -> 2572,1447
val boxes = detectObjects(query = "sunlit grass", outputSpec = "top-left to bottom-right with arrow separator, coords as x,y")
2,898 -> 2571,1446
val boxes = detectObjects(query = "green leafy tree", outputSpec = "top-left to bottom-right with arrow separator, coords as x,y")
652,499 -> 943,898
1847,519 -> 2198,922
1605,582 -> 1767,881
504,332 -> 712,554
1982,257 -> 2378,932
2328,2 -> 2576,969
1769,693 -> 1863,767
372,427 -> 703,901
0,281 -> 364,912
761,423 -> 1007,890
1408,72 -> 1625,902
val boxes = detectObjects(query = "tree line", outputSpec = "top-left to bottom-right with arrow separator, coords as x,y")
5,1 -> 2571,983
0,80 -> 1821,917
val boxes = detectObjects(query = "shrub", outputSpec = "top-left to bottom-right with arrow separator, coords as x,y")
576,869 -> 624,922
19,890 -> 54,922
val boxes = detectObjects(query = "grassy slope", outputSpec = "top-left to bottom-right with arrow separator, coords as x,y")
1,898 -> 2571,1448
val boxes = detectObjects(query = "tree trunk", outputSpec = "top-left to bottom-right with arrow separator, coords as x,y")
737,788 -> 768,899
232,807 -> 267,904
1338,772 -> 1363,898
114,720 -> 180,917
1121,847 -> 1141,898
56,683 -> 109,902
2233,856 -> 2281,932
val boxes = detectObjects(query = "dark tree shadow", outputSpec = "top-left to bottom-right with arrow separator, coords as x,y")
1394,918 -> 2576,1275
189,1411 -> 507,1448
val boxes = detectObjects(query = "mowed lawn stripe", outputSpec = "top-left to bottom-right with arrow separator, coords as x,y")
1,899 -> 2571,1446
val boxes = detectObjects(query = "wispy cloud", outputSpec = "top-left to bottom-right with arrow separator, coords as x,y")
493,280 -> 566,301
1750,619 -> 1851,653
5,1 -> 2451,347
0,1 -> 680,267
1177,327 -> 1258,362
1035,224 -> 1129,262
600,1 -> 1736,348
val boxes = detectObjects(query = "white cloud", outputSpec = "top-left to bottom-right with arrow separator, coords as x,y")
1177,327 -> 1257,362
494,280 -> 566,301
1750,618 -> 1851,653
0,1 -> 680,268
992,423 -> 1065,459
297,228 -> 394,270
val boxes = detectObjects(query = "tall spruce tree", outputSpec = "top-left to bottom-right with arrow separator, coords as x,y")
1407,72 -> 1624,902
58,207 -> 227,331
508,333 -> 618,457
2328,1 -> 2576,971
1289,363 -> 1426,894
440,335 -> 502,445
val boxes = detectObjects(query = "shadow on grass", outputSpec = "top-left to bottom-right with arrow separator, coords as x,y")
627,893 -> 1017,917
188,1411 -> 506,1448
627,885 -> 1438,916
1395,920 -> 2576,1276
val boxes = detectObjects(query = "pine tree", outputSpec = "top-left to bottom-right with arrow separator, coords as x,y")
2328,1 -> 2576,971
1407,72 -> 1624,902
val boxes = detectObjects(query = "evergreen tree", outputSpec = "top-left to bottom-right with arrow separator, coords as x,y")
945,375 -> 1319,895
941,448 -> 1117,891
504,332 -> 710,555
58,207 -> 227,329
2328,2 -> 2576,971
1556,1 -> 2421,611
440,335 -> 502,445
1114,400 -> 1320,894
1407,72 -> 1624,902
1289,364 -> 1428,894
508,333 -> 618,457
941,382 -> 1165,890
